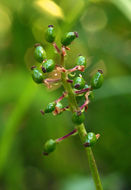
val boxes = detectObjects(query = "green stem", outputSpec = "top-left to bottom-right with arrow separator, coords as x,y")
61,52 -> 78,112
0,79 -> 37,175
76,123 -> 103,190
61,72 -> 78,112
61,55 -> 103,190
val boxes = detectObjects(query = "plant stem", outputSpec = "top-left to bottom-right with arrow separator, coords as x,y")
55,129 -> 78,143
76,123 -> 103,190
60,54 -> 103,190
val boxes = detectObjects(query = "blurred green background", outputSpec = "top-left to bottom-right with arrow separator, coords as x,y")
0,0 -> 131,189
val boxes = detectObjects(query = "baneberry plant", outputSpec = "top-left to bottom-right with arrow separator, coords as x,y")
30,25 -> 104,190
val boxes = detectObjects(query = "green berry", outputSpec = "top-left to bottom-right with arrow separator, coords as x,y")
55,102 -> 63,115
43,139 -> 56,155
88,91 -> 94,100
42,59 -> 55,73
61,32 -> 78,46
34,45 -> 46,63
56,102 -> 63,111
84,132 -> 97,147
84,84 -> 89,89
32,69 -> 43,84
45,102 -> 56,113
76,55 -> 87,67
56,102 -> 63,109
72,111 -> 85,125
91,71 -> 104,89
45,25 -> 55,43
73,77 -> 85,90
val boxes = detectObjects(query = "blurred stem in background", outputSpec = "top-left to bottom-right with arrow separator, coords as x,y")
0,79 -> 37,174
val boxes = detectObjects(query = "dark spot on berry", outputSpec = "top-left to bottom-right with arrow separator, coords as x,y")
83,142 -> 90,147
43,152 -> 48,156
74,32 -> 79,38
42,66 -> 46,73
98,69 -> 103,74
74,84 -> 80,89
48,25 -> 54,28
40,110 -> 45,115
31,65 -> 36,70
77,111 -> 81,116
34,43 -> 41,47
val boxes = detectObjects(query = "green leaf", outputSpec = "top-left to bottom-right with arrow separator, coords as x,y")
111,0 -> 131,22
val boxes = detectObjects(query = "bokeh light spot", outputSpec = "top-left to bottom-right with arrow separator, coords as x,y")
0,4 -> 12,37
81,6 -> 108,32
34,0 -> 64,19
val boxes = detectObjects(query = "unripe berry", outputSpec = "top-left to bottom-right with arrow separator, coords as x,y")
76,55 -> 87,67
91,71 -> 104,89
54,102 -> 64,115
45,25 -> 55,43
43,139 -> 56,155
84,84 -> 89,89
42,59 -> 55,73
61,32 -> 78,46
45,102 -> 56,113
56,102 -> 63,109
72,111 -> 85,125
84,132 -> 97,147
73,76 -> 85,90
88,91 -> 94,100
34,45 -> 46,63
32,69 -> 43,84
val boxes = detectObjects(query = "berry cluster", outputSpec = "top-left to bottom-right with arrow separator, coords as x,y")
31,25 -> 104,155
